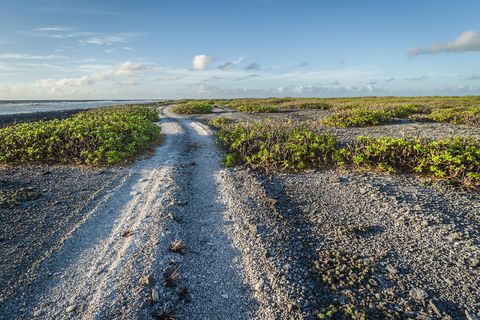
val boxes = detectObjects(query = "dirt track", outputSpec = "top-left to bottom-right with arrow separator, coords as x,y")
0,106 -> 479,320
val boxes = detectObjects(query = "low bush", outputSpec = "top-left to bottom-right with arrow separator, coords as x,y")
321,104 -> 426,127
172,101 -> 213,114
217,121 -> 337,171
236,104 -> 278,113
216,121 -> 480,186
427,106 -> 480,127
0,105 -> 160,165
208,117 -> 233,128
344,136 -> 480,184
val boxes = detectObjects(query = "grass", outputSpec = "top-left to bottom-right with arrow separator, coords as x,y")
0,105 -> 160,165
236,104 -> 279,113
171,101 -> 213,114
215,120 -> 480,186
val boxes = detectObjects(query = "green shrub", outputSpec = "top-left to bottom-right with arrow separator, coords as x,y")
342,136 -> 480,185
172,101 -> 213,114
208,117 -> 233,128
217,121 -> 336,172
236,104 -> 278,113
321,104 -> 426,127
216,121 -> 480,186
427,106 -> 480,126
0,105 -> 160,165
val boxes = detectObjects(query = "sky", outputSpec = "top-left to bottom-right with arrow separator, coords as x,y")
0,0 -> 480,99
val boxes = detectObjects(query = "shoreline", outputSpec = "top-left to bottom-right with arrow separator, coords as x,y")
0,109 -> 85,127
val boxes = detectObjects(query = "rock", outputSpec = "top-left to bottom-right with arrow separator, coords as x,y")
221,293 -> 229,299
65,305 -> 76,313
409,287 -> 428,301
152,289 -> 159,302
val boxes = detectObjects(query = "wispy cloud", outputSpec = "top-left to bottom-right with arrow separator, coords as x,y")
0,53 -> 66,60
34,61 -> 151,90
409,30 -> 480,56
192,54 -> 212,70
385,77 -> 395,82
405,76 -> 429,81
218,57 -> 244,71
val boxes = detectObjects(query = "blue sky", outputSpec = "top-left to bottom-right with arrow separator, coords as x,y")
0,0 -> 480,99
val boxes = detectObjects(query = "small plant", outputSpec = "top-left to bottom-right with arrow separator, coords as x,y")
169,240 -> 185,254
163,266 -> 180,287
0,187 -> 41,208
236,104 -> 278,113
172,101 -> 213,114
317,304 -> 367,320
315,250 -> 376,292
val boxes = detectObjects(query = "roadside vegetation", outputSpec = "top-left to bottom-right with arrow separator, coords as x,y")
0,105 -> 160,165
215,120 -> 480,186
171,101 -> 214,114
320,104 -> 427,127
236,104 -> 279,113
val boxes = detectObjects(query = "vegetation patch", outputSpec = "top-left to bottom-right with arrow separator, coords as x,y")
171,101 -> 213,114
208,117 -> 233,128
0,187 -> 41,208
236,104 -> 279,113
345,136 -> 480,185
321,105 -> 426,127
217,121 -> 337,171
215,121 -> 480,186
426,106 -> 480,127
0,105 -> 160,165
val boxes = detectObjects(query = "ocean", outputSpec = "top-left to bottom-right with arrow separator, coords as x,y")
0,100 -> 158,115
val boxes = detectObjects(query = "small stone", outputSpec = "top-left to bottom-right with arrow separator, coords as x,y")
65,305 -> 76,313
255,279 -> 264,291
152,289 -> 160,302
409,287 -> 428,301
386,264 -> 398,275
470,258 -> 479,268
221,293 -> 229,299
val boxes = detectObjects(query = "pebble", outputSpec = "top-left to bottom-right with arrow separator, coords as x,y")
221,293 -> 229,299
65,305 -> 76,313
409,287 -> 428,301
152,289 -> 159,302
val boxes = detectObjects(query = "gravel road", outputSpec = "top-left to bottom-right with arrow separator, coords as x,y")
1,105 -> 479,319
0,106 -> 257,319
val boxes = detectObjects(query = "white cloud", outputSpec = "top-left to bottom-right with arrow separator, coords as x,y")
79,35 -> 126,45
34,26 -> 71,32
461,74 -> 480,81
409,30 -> 480,56
0,53 -> 65,60
192,54 -> 212,70
33,61 -> 150,90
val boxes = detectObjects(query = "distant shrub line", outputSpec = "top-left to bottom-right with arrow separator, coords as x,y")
172,101 -> 213,114
216,121 -> 480,186
0,105 -> 160,165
